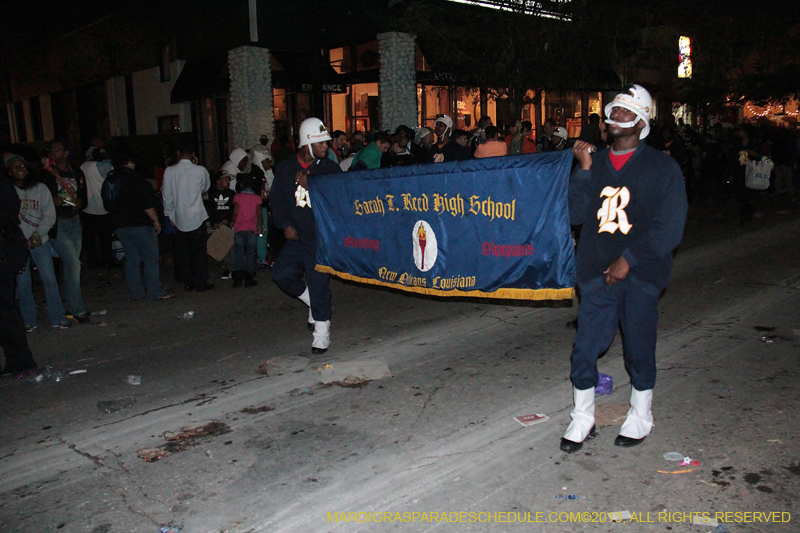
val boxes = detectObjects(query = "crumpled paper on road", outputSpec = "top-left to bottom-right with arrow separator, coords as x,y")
319,358 -> 391,387
595,403 -> 629,426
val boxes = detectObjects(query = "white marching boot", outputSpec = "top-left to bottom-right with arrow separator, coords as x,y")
615,388 -> 653,447
297,288 -> 315,331
560,387 -> 596,453
311,320 -> 330,354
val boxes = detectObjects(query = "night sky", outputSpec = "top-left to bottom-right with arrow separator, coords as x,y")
0,0 -> 166,57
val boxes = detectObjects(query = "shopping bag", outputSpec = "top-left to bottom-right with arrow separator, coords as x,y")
207,225 -> 234,262
745,157 -> 774,190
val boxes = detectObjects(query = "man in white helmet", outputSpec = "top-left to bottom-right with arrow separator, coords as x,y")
427,115 -> 468,163
552,127 -> 569,150
560,84 -> 687,453
270,118 -> 342,354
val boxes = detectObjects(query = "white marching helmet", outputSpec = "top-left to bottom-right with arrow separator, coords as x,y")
604,84 -> 653,140
434,115 -> 453,138
298,117 -> 332,149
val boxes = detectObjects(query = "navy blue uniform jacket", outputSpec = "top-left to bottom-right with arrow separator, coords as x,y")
270,154 -> 342,242
569,144 -> 688,295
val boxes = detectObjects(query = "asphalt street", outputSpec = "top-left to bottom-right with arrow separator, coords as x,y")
1,198 -> 799,533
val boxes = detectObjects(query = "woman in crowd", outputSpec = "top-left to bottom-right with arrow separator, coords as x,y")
7,154 -> 70,331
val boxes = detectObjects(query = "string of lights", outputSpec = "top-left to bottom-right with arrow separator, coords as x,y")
744,101 -> 799,118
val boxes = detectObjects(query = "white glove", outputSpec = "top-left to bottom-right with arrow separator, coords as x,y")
294,185 -> 311,208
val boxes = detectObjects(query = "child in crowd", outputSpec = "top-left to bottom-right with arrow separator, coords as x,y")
207,173 -> 236,279
230,174 -> 263,287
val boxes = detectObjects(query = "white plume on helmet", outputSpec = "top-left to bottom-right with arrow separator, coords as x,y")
604,84 -> 653,140
434,115 -> 453,138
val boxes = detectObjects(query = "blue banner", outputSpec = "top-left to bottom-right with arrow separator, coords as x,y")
310,150 -> 575,300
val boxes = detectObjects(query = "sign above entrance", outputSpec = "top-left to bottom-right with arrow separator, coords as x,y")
273,82 -> 348,94
417,71 -> 458,84
314,83 -> 347,94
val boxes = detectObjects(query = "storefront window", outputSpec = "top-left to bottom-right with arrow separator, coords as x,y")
329,47 -> 352,74
419,85 -> 451,129
562,92 -> 582,137
352,82 -> 379,132
542,91 -> 604,138
456,88 -> 484,130
330,88 -> 350,133
587,92 -> 602,117
273,88 -> 288,122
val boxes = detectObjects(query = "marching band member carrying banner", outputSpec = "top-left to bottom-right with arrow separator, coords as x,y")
560,84 -> 687,453
270,118 -> 342,354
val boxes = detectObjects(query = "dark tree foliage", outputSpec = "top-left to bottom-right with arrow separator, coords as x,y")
678,0 -> 800,108
391,0 -> 800,111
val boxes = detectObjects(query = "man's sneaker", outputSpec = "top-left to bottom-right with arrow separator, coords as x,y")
220,270 -> 233,280
53,322 -> 71,330
25,325 -> 37,333
75,313 -> 90,324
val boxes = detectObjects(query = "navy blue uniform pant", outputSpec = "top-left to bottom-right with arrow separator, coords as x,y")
570,278 -> 659,391
271,239 -> 331,322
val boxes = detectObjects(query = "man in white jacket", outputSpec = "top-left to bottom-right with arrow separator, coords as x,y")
162,141 -> 212,292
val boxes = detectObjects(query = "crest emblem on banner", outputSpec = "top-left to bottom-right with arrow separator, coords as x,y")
412,221 -> 437,272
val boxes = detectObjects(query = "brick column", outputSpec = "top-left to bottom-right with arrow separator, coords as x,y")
228,46 -> 274,150
378,32 -> 417,131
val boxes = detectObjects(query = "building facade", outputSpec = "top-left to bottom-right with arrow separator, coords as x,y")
2,1 -> 637,171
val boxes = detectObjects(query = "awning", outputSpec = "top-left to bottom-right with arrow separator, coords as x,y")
170,52 -> 230,103
271,50 -> 343,91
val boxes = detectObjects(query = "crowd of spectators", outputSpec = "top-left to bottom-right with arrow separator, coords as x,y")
1,112 -> 798,376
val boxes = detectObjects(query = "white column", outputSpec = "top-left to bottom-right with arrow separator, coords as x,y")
228,46 -> 274,151
378,32 -> 417,131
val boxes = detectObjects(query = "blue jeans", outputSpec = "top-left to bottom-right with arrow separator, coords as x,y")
16,244 -> 68,327
115,225 -> 165,300
48,216 -> 87,316
234,230 -> 257,275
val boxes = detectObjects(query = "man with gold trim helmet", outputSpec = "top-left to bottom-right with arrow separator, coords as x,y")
559,84 -> 688,454
270,118 -> 341,354
603,84 -> 653,141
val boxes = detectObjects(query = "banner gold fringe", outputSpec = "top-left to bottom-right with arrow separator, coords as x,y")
315,266 -> 575,301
